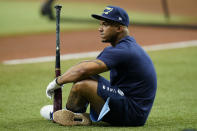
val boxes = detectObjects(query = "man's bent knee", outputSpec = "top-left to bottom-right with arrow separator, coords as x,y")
72,80 -> 97,94
71,80 -> 89,93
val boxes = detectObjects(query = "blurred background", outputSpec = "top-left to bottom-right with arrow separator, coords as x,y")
0,0 -> 197,36
0,0 -> 197,61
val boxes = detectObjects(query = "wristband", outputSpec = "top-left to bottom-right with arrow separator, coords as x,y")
55,77 -> 62,86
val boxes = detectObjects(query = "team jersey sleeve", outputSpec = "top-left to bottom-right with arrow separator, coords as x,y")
97,46 -> 129,69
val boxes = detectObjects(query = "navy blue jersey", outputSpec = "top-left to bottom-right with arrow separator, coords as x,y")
97,36 -> 157,118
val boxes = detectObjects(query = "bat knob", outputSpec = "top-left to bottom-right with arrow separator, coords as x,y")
54,5 -> 62,10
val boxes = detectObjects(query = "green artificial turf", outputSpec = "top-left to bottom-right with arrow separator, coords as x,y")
0,1 -> 196,36
0,47 -> 197,130
0,1 -> 103,36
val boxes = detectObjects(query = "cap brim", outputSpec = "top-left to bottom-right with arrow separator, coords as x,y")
91,14 -> 113,22
91,14 -> 125,26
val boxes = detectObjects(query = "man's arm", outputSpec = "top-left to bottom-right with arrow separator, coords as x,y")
56,59 -> 108,85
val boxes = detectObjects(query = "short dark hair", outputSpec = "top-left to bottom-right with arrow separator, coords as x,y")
102,18 -> 125,27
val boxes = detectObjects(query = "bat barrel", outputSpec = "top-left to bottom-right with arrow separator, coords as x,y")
55,5 -> 62,70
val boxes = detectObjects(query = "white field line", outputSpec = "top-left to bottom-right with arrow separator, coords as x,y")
3,40 -> 197,65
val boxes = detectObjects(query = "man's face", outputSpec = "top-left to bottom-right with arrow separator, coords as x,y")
98,20 -> 119,43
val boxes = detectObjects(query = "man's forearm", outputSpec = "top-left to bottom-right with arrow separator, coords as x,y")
56,60 -> 108,85
56,64 -> 87,85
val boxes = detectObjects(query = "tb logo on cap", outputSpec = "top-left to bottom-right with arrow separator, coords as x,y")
103,7 -> 113,15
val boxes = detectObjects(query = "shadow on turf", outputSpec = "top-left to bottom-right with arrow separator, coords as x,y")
6,119 -> 197,130
58,17 -> 197,29
60,17 -> 98,24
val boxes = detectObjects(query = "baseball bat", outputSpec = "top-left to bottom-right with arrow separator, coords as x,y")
54,5 -> 62,113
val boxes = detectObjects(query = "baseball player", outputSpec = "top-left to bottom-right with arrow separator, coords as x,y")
46,5 -> 157,126
41,0 -> 54,20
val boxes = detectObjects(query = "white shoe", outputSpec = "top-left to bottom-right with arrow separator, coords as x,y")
40,105 -> 53,120
53,109 -> 92,126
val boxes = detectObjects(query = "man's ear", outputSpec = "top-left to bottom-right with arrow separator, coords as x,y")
116,25 -> 124,32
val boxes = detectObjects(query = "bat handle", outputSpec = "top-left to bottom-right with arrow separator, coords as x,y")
54,69 -> 62,112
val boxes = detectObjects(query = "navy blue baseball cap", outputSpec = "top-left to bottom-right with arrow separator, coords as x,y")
91,6 -> 130,27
